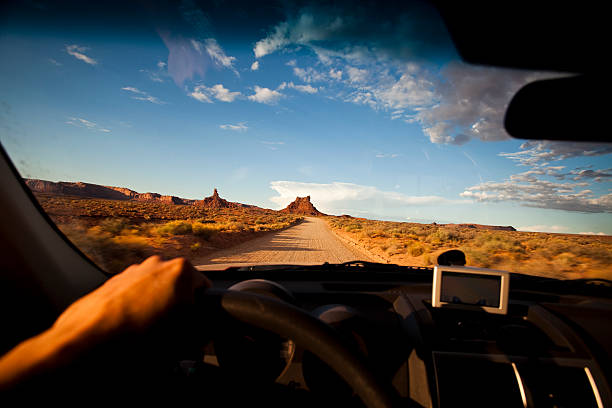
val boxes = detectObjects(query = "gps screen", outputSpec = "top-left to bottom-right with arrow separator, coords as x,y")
440,272 -> 501,307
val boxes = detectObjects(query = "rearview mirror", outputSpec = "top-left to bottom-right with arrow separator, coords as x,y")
505,75 -> 608,142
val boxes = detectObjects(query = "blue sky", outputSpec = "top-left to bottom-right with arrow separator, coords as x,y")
0,1 -> 611,235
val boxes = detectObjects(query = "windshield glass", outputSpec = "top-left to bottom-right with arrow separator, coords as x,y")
1,0 -> 611,279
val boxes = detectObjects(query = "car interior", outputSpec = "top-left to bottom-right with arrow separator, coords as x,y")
0,1 -> 610,407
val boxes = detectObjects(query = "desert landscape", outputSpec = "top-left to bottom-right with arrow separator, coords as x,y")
326,217 -> 612,280
27,179 -> 304,273
26,179 -> 612,279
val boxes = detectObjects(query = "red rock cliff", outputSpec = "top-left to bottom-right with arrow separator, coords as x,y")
280,196 -> 324,216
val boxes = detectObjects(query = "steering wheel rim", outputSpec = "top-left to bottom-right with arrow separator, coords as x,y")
197,288 -> 396,408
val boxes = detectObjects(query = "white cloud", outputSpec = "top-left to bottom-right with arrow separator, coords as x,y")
65,45 -> 97,65
209,84 -> 240,102
121,86 -> 141,93
578,232 -> 608,236
269,180 -> 465,214
508,166 -> 612,183
189,87 -> 213,103
65,117 -> 110,133
277,81 -> 318,94
423,123 -> 468,145
67,117 -> 95,128
252,10 -> 360,60
190,39 -> 203,54
48,58 -> 62,66
414,63 -> 551,145
140,61 -> 167,83
248,86 -> 283,104
346,66 -> 369,83
375,73 -> 435,110
461,179 -> 612,213
461,140 -> 612,214
518,225 -> 569,233
254,21 -> 291,58
219,123 -> 248,131
140,69 -> 164,82
329,68 -> 342,80
500,141 -> 612,167
375,153 -> 400,158
251,61 -> 259,71
261,140 -> 285,150
292,66 -> 327,83
189,84 -> 241,103
121,86 -> 165,104
251,5 -> 560,146
569,168 -> 612,182
203,38 -> 239,76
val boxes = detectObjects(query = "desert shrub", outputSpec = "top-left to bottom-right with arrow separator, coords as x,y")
464,248 -> 492,268
554,252 -> 577,268
99,217 -> 131,235
192,222 -> 217,240
156,220 -> 192,235
410,243 -> 425,257
366,229 -> 388,238
344,223 -> 362,232
423,253 -> 435,266
425,229 -> 458,245
112,235 -> 149,247
473,232 -> 522,253
59,223 -> 150,274
191,242 -> 201,252
197,218 -> 216,224
385,244 -> 405,255
537,240 -> 573,259
229,222 -> 247,231
216,221 -> 247,232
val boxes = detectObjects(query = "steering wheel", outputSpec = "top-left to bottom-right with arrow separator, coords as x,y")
197,288 -> 396,408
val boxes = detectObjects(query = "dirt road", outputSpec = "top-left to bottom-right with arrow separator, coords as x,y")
196,217 -> 375,270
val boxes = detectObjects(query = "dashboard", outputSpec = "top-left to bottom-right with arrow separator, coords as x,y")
193,264 -> 612,408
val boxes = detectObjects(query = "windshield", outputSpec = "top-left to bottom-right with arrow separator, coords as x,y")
1,0 -> 610,279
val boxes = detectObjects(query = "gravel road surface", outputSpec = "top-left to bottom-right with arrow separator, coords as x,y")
196,217 -> 374,270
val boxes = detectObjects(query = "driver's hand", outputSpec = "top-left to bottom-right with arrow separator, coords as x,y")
55,255 -> 211,338
0,256 -> 211,390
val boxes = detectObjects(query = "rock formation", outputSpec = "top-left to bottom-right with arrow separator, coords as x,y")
280,196 -> 324,216
197,188 -> 231,208
24,178 -> 190,205
25,179 -> 137,201
195,188 -> 253,209
444,223 -> 516,231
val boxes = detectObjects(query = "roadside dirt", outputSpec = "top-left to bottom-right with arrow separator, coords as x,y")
196,217 -> 376,270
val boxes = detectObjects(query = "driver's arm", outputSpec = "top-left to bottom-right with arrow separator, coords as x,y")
0,256 -> 210,390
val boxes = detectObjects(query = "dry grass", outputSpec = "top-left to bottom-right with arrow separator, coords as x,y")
35,194 -> 302,274
327,216 -> 612,280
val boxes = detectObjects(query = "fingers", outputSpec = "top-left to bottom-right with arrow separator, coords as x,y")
184,260 -> 212,290
164,257 -> 212,303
